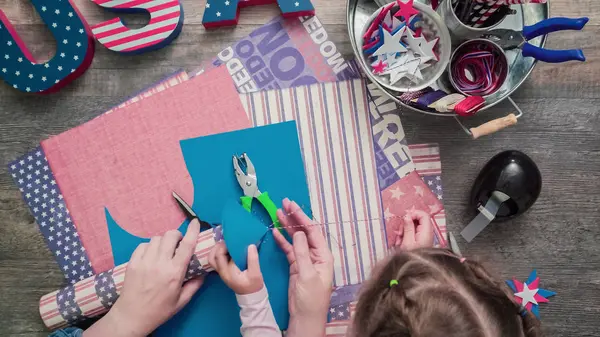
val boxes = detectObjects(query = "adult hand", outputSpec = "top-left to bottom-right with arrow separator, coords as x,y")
272,198 -> 334,337
84,220 -> 204,337
209,242 -> 264,295
397,210 -> 434,250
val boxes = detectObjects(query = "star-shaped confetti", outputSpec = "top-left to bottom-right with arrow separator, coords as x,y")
506,270 -> 556,318
394,0 -> 419,22
372,59 -> 387,74
373,25 -> 407,57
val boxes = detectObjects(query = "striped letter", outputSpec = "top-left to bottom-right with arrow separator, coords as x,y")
202,0 -> 315,28
0,0 -> 95,94
91,0 -> 183,54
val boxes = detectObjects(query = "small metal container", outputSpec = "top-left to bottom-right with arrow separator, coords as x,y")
449,38 -> 509,97
347,0 -> 549,138
357,1 -> 452,92
437,0 -> 510,41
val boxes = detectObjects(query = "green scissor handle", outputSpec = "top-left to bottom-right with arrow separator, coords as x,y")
240,191 -> 281,229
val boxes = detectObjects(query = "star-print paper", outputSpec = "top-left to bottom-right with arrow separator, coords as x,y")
507,270 -> 556,318
0,0 -> 94,93
8,148 -> 94,284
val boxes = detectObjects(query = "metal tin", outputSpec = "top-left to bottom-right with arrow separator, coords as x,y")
437,0 -> 509,42
449,38 -> 509,97
347,0 -> 549,116
357,2 -> 452,92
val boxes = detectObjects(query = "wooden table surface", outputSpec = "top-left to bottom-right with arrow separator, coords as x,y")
1,0 -> 599,336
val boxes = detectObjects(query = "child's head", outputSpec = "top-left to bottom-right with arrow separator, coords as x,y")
353,248 -> 542,337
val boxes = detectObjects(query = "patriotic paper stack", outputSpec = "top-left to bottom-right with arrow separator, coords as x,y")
8,15 -> 449,334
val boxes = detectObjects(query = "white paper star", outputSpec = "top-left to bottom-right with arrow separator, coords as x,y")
515,283 -> 539,307
1,68 -> 6,73
206,3 -> 210,8
225,0 -> 230,4
15,71 -> 20,76
55,9 -> 60,14
403,29 -> 427,57
42,6 -> 47,11
17,57 -> 22,62
419,37 -> 439,61
295,1 -> 299,6
373,26 -> 407,57
216,11 -> 221,17
7,41 -> 11,46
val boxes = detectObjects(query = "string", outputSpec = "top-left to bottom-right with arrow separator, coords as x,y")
250,203 -> 446,251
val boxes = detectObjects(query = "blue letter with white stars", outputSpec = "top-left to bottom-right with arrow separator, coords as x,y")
0,0 -> 95,94
202,0 -> 315,28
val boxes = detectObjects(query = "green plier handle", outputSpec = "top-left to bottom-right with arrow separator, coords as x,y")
240,191 -> 280,228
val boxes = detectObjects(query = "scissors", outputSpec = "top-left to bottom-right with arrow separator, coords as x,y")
484,17 -> 588,63
173,191 -> 268,251
233,153 -> 280,229
448,232 -> 462,257
172,191 -> 217,231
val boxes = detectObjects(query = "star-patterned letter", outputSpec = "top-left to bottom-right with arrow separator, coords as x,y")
90,0 -> 184,54
0,0 -> 95,93
202,0 -> 315,28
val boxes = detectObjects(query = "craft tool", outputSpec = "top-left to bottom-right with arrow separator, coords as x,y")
233,153 -> 281,229
448,232 -> 462,257
461,150 -> 541,242
485,17 -> 589,63
506,270 -> 556,319
172,191 -> 216,231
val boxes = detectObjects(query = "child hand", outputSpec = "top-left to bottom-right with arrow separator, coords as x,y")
209,242 -> 264,295
398,210 -> 434,250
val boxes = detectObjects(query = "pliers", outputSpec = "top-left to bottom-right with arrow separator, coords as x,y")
485,17 -> 588,63
233,153 -> 280,229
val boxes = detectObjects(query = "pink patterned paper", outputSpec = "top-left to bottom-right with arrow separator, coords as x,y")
381,171 -> 446,248
41,67 -> 251,273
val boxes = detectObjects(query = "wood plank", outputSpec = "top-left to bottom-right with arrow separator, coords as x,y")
1,0 -> 599,336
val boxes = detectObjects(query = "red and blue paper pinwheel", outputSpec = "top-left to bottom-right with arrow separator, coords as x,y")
506,270 -> 556,319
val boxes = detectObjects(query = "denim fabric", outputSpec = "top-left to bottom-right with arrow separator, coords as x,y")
49,328 -> 84,337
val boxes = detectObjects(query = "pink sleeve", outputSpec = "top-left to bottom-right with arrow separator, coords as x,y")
236,286 -> 282,337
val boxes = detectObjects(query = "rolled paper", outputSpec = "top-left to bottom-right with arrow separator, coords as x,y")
39,227 -> 222,330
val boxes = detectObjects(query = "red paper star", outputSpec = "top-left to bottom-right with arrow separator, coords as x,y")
372,60 -> 387,74
394,0 -> 419,22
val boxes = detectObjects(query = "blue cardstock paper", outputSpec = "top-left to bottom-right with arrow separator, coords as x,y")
107,121 -> 311,336
153,120 -> 310,336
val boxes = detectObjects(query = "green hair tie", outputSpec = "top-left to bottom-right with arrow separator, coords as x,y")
389,279 -> 399,287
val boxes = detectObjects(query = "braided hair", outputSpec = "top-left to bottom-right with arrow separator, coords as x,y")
352,248 -> 543,337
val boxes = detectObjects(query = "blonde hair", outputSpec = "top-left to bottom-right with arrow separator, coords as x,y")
352,248 -> 543,337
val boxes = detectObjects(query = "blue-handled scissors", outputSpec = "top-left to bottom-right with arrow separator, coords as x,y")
485,17 -> 589,63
